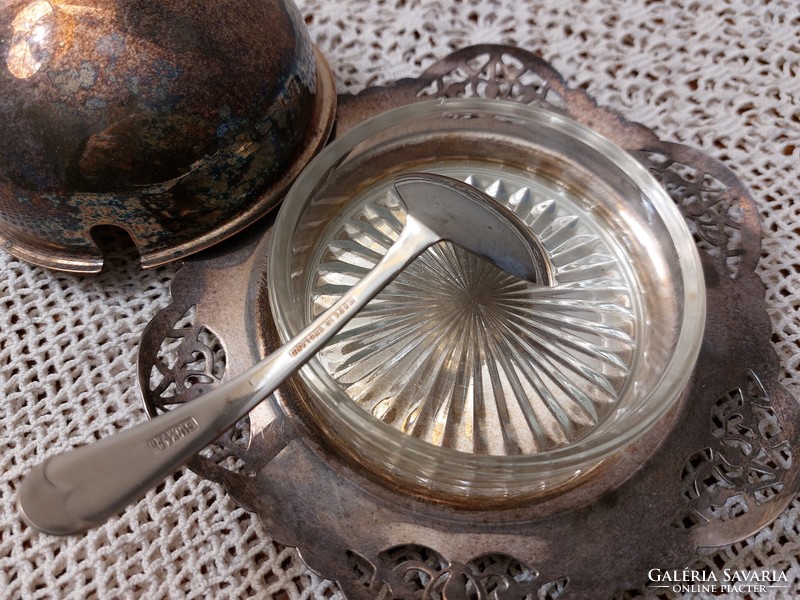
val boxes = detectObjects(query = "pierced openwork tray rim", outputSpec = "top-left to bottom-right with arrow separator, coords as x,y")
138,44 -> 800,600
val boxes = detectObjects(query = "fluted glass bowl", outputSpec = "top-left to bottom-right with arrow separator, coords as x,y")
268,98 -> 705,501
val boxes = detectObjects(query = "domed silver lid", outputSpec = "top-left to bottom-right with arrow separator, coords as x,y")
0,0 -> 336,272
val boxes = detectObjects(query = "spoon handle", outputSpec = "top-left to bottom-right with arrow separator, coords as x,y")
17,218 -> 436,535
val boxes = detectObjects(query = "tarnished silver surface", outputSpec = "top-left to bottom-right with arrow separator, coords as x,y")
138,45 -> 800,598
0,0 -> 337,273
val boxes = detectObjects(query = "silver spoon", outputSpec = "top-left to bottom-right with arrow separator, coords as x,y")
17,172 -> 555,535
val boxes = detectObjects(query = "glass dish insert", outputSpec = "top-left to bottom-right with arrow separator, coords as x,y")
309,163 -> 640,456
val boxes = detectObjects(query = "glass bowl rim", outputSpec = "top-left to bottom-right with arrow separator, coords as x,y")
268,97 -> 707,494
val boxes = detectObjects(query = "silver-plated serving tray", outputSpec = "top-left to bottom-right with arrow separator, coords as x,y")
138,45 -> 800,599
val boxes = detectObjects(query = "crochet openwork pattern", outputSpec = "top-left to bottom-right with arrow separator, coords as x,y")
2,1 -> 798,598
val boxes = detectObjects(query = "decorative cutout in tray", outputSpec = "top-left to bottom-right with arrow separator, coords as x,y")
138,45 -> 800,599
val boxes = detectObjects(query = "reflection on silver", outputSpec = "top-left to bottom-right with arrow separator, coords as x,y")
7,1 -> 55,79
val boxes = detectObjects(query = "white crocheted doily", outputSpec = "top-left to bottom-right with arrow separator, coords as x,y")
2,1 -> 798,598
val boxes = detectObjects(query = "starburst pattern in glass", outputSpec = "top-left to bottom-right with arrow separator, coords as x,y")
309,165 -> 639,456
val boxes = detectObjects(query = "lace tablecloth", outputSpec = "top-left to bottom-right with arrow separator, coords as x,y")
2,1 -> 798,598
